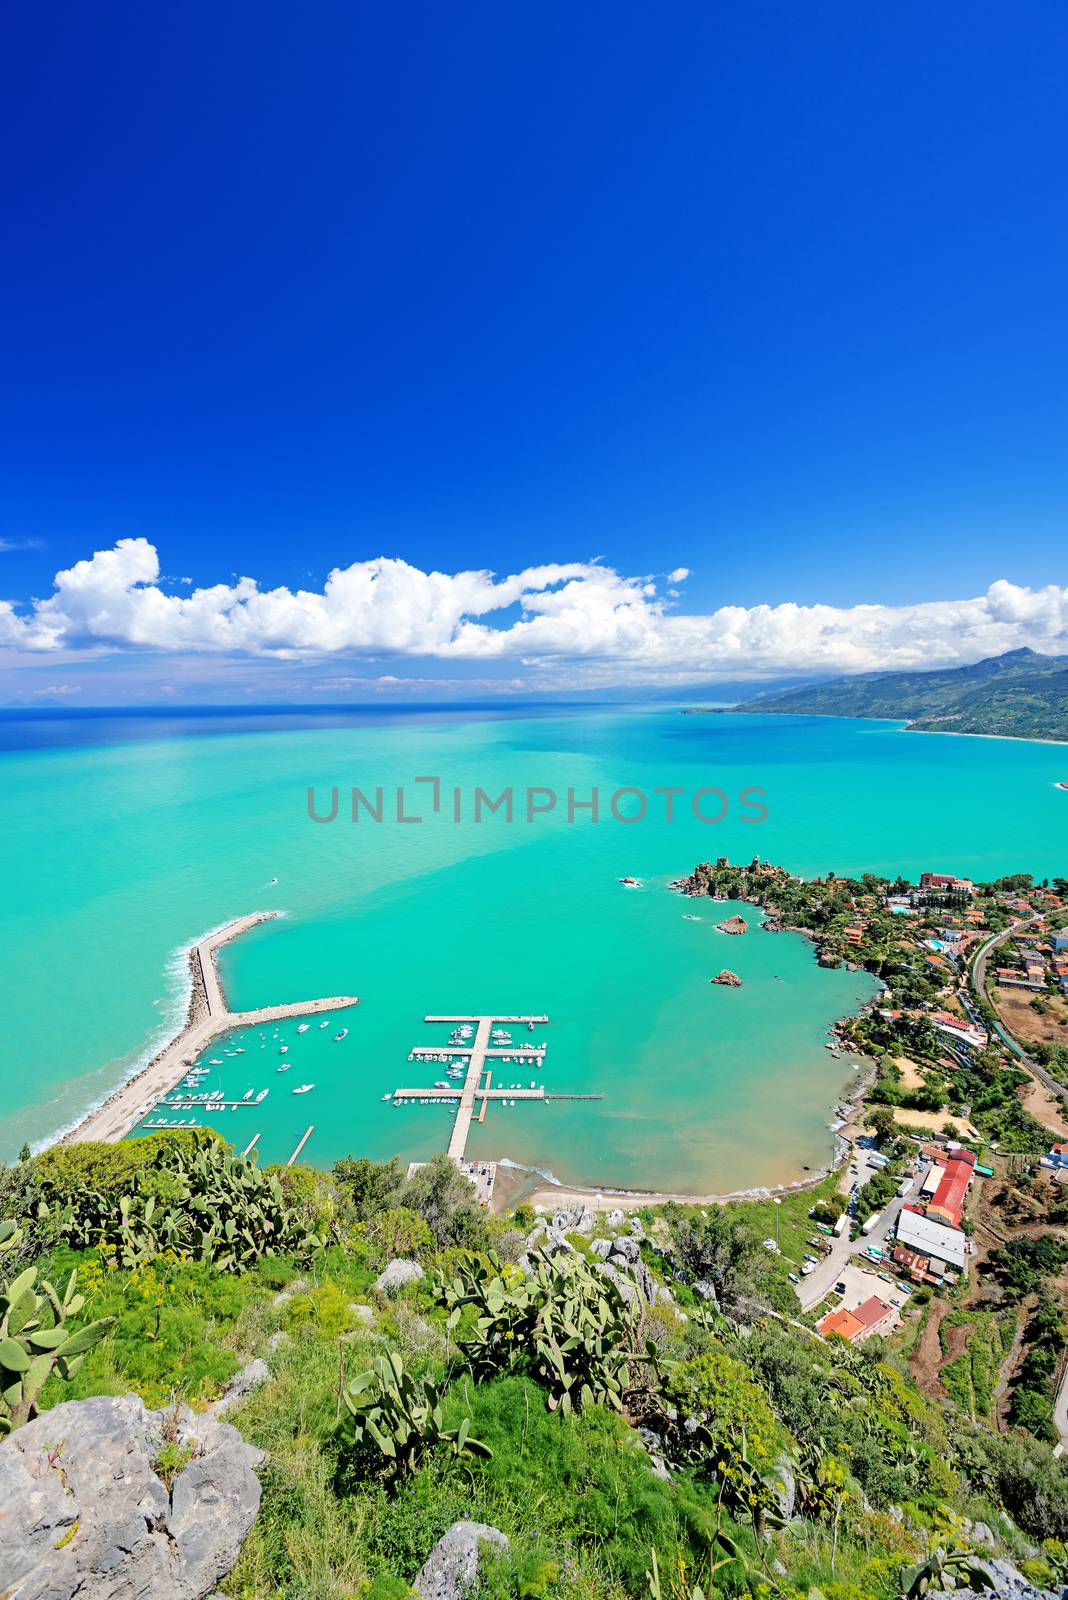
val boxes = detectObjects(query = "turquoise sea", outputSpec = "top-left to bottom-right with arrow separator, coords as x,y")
2,706 -> 1064,1190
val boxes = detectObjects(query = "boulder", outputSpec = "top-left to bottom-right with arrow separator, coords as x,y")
692,1279 -> 719,1306
551,1204 -> 596,1235
711,969 -> 742,987
605,1208 -> 626,1227
0,1392 -> 263,1600
210,1356 -> 270,1416
375,1258 -> 425,1293
590,1237 -> 614,1259
608,1235 -> 640,1265
715,915 -> 748,935
412,1520 -> 509,1600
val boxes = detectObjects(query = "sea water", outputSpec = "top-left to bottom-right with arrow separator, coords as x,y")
1,705 -> 1064,1188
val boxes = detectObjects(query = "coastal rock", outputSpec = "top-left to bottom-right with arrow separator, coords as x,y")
605,1208 -> 626,1227
715,914 -> 748,935
711,969 -> 742,986
551,1204 -> 596,1235
0,1392 -> 263,1600
597,1257 -> 658,1307
608,1234 -> 640,1265
375,1258 -> 425,1293
618,876 -> 642,888
412,1520 -> 509,1600
210,1355 -> 270,1415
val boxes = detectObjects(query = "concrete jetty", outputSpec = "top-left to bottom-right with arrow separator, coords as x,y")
392,1011 -> 572,1165
62,912 -> 358,1146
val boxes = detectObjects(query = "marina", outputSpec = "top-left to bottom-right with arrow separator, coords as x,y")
62,912 -> 359,1146
384,1011 -> 604,1169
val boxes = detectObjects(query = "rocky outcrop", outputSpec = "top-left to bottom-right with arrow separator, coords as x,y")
0,1392 -> 263,1600
412,1520 -> 508,1600
552,1204 -> 596,1235
711,970 -> 742,986
715,914 -> 748,935
210,1356 -> 270,1416
375,1258 -> 425,1293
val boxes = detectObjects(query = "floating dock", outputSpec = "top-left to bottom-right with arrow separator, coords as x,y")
391,1011 -> 603,1166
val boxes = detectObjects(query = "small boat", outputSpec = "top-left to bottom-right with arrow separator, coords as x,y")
292,1084 -> 314,1095
255,1088 -> 269,1102
277,1064 -> 291,1073
319,1020 -> 330,1029
209,1059 -> 223,1065
280,1045 -> 289,1054
381,1093 -> 393,1102
334,1029 -> 348,1041
297,1024 -> 309,1034
235,1048 -> 245,1054
242,1090 -> 254,1101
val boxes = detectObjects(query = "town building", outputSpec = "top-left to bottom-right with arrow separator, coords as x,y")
926,1149 -> 976,1228
818,1295 -> 898,1343
894,1207 -> 967,1281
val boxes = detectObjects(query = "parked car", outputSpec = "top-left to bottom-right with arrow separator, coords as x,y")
788,1272 -> 800,1284
834,1281 -> 847,1294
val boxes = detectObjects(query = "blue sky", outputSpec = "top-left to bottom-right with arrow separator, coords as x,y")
2,2 -> 1067,701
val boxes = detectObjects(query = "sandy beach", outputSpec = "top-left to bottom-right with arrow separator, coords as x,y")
61,912 -> 359,1146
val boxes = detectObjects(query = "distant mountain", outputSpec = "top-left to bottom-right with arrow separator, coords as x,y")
735,647 -> 1068,741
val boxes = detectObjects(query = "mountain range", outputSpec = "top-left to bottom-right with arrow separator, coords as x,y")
734,647 -> 1068,742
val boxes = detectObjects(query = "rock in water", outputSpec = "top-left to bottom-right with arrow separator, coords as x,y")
715,914 -> 748,934
0,1392 -> 263,1600
412,1520 -> 509,1600
375,1258 -> 425,1293
711,969 -> 743,986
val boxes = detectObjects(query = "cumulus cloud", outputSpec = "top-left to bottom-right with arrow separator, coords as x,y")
1,536 -> 1066,683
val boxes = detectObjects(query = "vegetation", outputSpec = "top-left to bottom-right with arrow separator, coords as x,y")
3,1134 -> 1068,1598
734,646 -> 1068,742
0,1227 -> 114,1433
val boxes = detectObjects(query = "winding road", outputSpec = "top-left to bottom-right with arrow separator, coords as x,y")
967,915 -> 1068,1100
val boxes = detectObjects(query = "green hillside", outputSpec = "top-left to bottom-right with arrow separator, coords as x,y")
737,648 -> 1068,741
3,1131 -> 1068,1599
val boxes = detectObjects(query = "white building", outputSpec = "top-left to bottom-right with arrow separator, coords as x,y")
895,1209 -> 967,1273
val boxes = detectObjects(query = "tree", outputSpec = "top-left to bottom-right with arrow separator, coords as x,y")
399,1153 -> 486,1249
866,1104 -> 898,1147
331,1155 -> 405,1221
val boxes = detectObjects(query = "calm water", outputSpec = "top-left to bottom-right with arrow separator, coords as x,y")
2,706 -> 1064,1189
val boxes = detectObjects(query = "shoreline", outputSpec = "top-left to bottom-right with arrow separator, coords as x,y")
59,912 -> 360,1146
719,707 -> 1068,747
492,898 -> 881,1212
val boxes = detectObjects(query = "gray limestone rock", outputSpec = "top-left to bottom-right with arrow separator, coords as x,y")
210,1357 -> 270,1416
411,1520 -> 509,1600
0,1392 -> 263,1600
374,1258 -> 425,1293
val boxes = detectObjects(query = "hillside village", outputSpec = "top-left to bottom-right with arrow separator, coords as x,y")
680,857 -> 1068,1458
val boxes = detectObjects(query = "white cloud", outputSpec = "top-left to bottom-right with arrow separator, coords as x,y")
1,536 -> 1066,684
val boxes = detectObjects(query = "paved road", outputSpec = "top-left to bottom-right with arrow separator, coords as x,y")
1054,1354 -> 1068,1457
797,1155 -> 922,1313
967,914 -> 1068,1100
